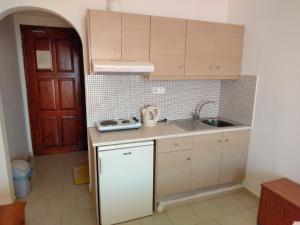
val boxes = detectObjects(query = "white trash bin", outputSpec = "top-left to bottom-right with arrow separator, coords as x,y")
12,160 -> 32,198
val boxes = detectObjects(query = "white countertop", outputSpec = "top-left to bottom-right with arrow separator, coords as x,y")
88,121 -> 251,147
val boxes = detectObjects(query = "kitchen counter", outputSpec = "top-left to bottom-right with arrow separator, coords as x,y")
88,120 -> 251,147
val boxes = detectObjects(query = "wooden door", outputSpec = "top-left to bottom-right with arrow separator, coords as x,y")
122,13 -> 150,61
88,10 -> 122,60
156,150 -> 192,198
191,133 -> 222,190
220,130 -> 250,184
149,16 -> 186,78
215,23 -> 244,78
185,20 -> 218,77
21,25 -> 86,155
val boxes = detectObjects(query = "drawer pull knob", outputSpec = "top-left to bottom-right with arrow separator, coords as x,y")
218,140 -> 222,143
174,143 -> 178,147
187,157 -> 191,161
225,139 -> 229,142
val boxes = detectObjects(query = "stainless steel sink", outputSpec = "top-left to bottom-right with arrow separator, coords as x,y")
201,118 -> 234,127
171,118 -> 236,131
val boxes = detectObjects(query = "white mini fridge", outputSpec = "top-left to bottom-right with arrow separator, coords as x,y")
97,141 -> 154,225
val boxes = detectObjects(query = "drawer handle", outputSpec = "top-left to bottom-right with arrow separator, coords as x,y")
123,152 -> 132,155
225,139 -> 229,142
174,143 -> 179,147
218,140 -> 222,143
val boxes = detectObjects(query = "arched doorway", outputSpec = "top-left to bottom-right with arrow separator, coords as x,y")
0,8 -> 87,156
0,7 -> 88,205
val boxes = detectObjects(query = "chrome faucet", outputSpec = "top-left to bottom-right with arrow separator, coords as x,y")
192,101 -> 217,121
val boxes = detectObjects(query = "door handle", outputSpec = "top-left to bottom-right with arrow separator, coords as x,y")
123,152 -> 132,155
98,156 -> 102,174
75,93 -> 81,104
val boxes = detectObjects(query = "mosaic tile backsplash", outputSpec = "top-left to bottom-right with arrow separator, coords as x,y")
219,75 -> 257,126
85,75 -> 221,127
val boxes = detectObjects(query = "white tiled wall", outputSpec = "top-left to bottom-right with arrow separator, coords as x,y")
85,75 -> 221,127
219,75 -> 257,126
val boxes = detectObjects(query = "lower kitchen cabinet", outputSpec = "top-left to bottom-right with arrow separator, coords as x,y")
156,149 -> 192,198
191,133 -> 223,190
156,130 -> 250,199
220,130 -> 250,184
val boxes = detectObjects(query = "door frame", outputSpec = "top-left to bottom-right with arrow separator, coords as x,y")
20,25 -> 87,155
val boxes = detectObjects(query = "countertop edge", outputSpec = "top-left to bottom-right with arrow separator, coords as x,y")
90,125 -> 252,147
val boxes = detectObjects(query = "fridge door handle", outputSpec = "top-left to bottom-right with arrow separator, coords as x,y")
98,155 -> 102,174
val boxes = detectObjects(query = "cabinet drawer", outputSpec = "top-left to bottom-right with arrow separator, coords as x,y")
157,136 -> 193,153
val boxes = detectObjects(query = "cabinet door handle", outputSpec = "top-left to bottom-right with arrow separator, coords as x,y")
225,139 -> 229,142
124,48 -> 129,52
114,47 -> 119,52
218,140 -> 222,143
216,65 -> 220,69
187,157 -> 191,161
174,143 -> 179,147
209,65 -> 213,69
280,209 -> 286,214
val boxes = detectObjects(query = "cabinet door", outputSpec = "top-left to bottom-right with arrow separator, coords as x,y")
122,13 -> 150,61
185,20 -> 218,77
191,133 -> 222,190
220,130 -> 250,184
157,150 -> 192,198
88,10 -> 121,60
150,16 -> 186,77
215,24 -> 244,78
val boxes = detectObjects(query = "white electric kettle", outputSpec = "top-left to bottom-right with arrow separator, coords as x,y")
141,105 -> 160,126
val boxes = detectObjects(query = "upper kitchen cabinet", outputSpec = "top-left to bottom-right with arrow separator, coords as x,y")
149,16 -> 186,78
122,13 -> 150,61
87,10 -> 150,63
185,21 -> 218,77
88,10 -> 122,61
185,20 -> 244,79
87,9 -> 245,79
215,23 -> 244,78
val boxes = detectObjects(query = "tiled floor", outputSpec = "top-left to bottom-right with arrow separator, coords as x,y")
21,152 -> 258,225
20,151 -> 96,225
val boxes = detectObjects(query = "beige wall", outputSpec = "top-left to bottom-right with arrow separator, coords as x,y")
0,94 -> 15,204
0,17 -> 16,205
0,15 -> 29,161
228,0 -> 300,195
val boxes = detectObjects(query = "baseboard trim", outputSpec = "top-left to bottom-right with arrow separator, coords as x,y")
157,184 -> 244,212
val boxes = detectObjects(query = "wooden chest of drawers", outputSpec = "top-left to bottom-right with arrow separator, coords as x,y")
258,178 -> 300,225
0,202 -> 26,225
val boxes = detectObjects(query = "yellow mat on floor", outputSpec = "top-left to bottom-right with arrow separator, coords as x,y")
73,165 -> 89,185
